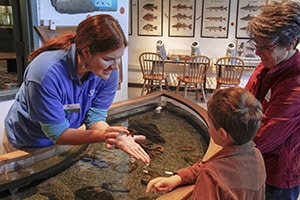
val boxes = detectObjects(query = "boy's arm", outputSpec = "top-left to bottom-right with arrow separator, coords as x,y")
176,163 -> 202,185
146,175 -> 182,193
146,163 -> 203,194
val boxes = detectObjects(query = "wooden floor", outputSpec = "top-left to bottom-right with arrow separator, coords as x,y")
128,65 -> 256,110
128,65 -> 255,90
128,85 -> 208,110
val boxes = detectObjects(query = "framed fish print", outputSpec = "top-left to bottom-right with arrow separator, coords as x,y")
236,0 -> 266,39
236,39 -> 260,61
201,0 -> 230,38
129,0 -> 132,35
138,0 -> 163,36
168,0 -> 196,37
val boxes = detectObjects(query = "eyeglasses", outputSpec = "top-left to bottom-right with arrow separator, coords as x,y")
249,40 -> 279,51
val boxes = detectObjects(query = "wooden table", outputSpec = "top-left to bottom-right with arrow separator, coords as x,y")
147,56 -> 210,89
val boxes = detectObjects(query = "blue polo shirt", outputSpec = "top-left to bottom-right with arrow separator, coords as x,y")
5,44 -> 118,148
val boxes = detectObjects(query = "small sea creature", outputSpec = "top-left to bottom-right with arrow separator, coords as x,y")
172,22 -> 192,30
81,155 -> 110,168
172,13 -> 192,21
114,161 -> 138,173
101,182 -> 130,193
206,6 -> 227,12
75,186 -> 114,199
128,119 -> 166,144
143,13 -> 157,22
205,26 -> 226,32
143,24 -> 157,32
172,3 -> 193,11
143,3 -> 157,11
149,144 -> 164,154
165,171 -> 174,175
240,14 -> 254,21
178,146 -> 197,151
154,106 -> 162,114
127,128 -> 137,137
205,16 -> 226,22
240,3 -> 260,12
183,154 -> 201,165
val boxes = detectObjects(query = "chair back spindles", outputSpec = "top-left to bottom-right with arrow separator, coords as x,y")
215,56 -> 245,89
176,55 -> 210,102
139,52 -> 169,95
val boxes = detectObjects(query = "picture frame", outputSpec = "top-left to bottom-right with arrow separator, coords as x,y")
128,0 -> 132,35
137,0 -> 163,36
168,0 -> 196,37
236,39 -> 260,61
236,0 -> 266,39
201,0 -> 230,38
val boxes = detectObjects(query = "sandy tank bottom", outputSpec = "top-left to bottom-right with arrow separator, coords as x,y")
0,108 -> 208,200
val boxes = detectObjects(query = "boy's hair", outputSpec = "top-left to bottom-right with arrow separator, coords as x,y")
207,87 -> 262,145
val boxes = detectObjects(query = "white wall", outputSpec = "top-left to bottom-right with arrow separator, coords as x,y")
128,0 -> 240,68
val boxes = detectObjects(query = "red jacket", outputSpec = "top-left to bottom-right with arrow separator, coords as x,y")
245,50 -> 300,188
177,141 -> 266,200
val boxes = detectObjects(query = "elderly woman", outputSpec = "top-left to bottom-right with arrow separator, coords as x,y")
245,1 -> 300,200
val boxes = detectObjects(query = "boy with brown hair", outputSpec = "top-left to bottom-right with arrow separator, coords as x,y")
146,86 -> 266,200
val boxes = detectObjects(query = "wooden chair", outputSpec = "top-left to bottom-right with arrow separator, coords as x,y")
175,55 -> 210,102
215,56 -> 245,89
139,52 -> 169,95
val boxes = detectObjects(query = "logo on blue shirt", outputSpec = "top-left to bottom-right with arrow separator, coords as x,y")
88,89 -> 96,97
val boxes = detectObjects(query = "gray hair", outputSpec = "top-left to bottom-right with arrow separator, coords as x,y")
246,1 -> 300,48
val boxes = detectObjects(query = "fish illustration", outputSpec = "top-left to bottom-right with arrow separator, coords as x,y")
246,45 -> 255,51
172,13 -> 192,21
143,24 -> 157,32
205,16 -> 226,22
172,22 -> 192,30
205,26 -> 226,32
240,14 -> 254,21
206,6 -> 227,11
239,26 -> 247,30
143,3 -> 157,11
172,3 -> 193,11
240,4 -> 260,12
237,50 -> 243,57
244,53 -> 256,58
143,13 -> 157,22
238,42 -> 245,49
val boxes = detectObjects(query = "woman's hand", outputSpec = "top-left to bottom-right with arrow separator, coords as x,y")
104,126 -> 150,163
146,175 -> 182,193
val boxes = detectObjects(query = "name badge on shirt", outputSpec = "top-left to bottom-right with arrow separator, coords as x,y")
63,103 -> 80,114
265,89 -> 271,102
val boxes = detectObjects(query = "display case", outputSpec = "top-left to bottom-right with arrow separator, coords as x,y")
0,0 -> 14,52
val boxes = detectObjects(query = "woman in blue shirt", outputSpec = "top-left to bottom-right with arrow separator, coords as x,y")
4,14 -> 150,163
